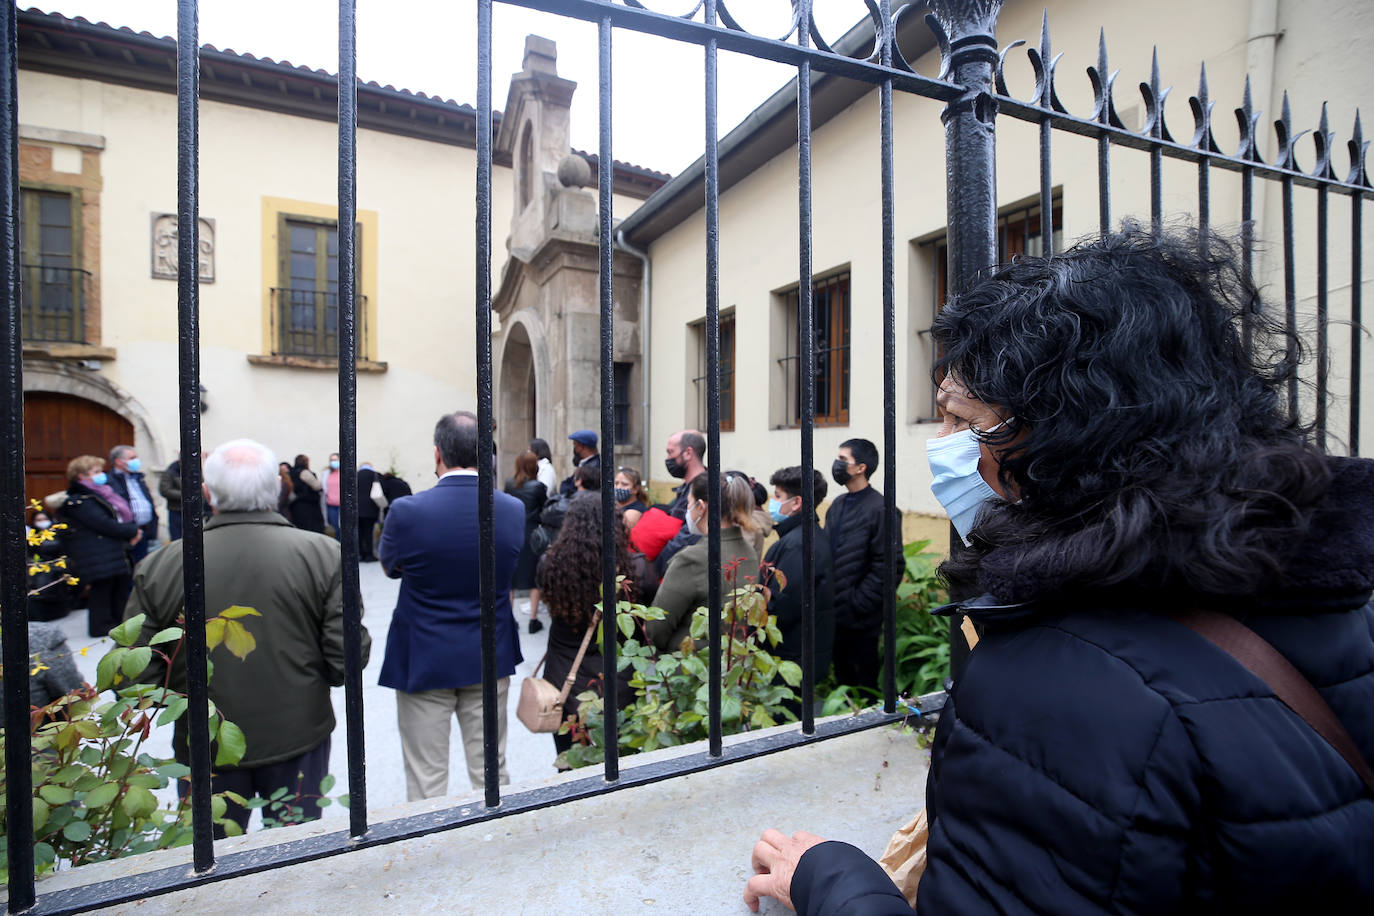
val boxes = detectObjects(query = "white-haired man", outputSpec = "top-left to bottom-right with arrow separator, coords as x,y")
124,438 -> 371,834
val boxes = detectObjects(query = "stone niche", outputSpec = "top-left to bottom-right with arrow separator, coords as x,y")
491,35 -> 644,480
150,214 -> 216,283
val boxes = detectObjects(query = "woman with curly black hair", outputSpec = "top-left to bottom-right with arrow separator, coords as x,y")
536,496 -> 636,760
746,226 -> 1374,914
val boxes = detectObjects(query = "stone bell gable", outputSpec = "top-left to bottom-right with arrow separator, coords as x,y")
492,36 -> 645,481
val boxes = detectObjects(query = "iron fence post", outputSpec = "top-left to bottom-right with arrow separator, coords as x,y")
927,0 -> 1003,682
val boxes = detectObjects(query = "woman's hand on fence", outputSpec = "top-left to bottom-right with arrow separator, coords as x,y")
744,828 -> 827,912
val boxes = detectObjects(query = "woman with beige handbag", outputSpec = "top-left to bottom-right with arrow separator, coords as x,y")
528,496 -> 637,764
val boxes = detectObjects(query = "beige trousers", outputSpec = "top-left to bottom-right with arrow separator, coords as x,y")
394,678 -> 510,801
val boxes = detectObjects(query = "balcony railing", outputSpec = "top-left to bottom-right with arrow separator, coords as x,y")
20,263 -> 89,344
269,287 -> 368,359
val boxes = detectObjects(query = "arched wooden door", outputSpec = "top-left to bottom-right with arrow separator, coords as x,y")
24,392 -> 133,506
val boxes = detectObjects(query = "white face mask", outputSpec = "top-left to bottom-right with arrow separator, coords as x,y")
926,424 -> 1005,546
689,500 -> 707,536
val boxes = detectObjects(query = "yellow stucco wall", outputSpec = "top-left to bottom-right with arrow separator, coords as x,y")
641,0 -> 1374,529
18,66 -> 646,497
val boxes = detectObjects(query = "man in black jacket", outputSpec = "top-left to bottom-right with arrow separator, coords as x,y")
763,466 -> 835,694
357,462 -> 382,562
824,438 -> 887,691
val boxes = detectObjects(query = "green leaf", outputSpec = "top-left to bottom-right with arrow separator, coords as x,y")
157,696 -> 189,727
319,773 -> 336,795
52,764 -> 85,784
218,605 -> 261,619
214,721 -> 246,767
95,649 -> 122,691
222,620 -> 257,660
211,795 -> 227,821
38,784 -> 75,805
336,794 -> 350,809
32,797 -> 50,832
83,781 -> 120,809
125,773 -> 163,789
122,646 -> 153,679
33,842 -> 56,871
777,661 -> 803,687
149,626 -> 184,646
205,618 -> 226,652
617,613 -> 635,639
156,762 -> 191,780
316,797 -> 332,807
62,820 -> 93,843
108,615 -> 145,647
121,785 -> 158,819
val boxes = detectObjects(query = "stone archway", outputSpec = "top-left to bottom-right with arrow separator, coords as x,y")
498,321 -> 537,475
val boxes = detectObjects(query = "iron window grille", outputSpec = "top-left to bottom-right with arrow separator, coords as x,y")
779,271 -> 849,427
690,311 -> 735,432
18,187 -> 86,344
275,215 -> 365,359
613,360 -> 633,443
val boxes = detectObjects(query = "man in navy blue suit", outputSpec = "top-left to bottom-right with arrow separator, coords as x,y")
379,410 -> 525,800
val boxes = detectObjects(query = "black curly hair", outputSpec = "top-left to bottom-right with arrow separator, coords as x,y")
934,224 -> 1330,600
537,496 -> 634,626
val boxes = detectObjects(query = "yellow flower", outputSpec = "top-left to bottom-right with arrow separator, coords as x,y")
26,531 -> 42,546
28,499 -> 41,511
65,576 -> 80,585
54,558 -> 66,569
29,663 -> 50,675
78,646 -> 91,657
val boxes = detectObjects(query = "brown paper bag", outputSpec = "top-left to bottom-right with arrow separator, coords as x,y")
878,807 -> 928,908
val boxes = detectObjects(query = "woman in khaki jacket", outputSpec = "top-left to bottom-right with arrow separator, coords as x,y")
646,472 -> 760,652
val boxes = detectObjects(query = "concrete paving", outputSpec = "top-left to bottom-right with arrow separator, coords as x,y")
51,556 -> 569,822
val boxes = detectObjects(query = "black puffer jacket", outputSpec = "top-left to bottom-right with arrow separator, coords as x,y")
824,485 -> 887,631
794,457 -> 1374,914
58,483 -> 138,582
763,511 -> 836,676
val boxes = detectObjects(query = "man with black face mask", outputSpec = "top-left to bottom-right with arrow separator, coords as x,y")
825,437 -> 887,691
653,429 -> 709,576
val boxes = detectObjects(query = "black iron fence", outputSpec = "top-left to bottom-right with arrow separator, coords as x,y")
19,265 -> 88,345
1,0 -> 1370,912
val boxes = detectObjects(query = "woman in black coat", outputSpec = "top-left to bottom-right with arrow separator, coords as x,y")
58,455 -> 140,638
746,228 -> 1374,914
503,449 -> 547,592
535,497 -> 635,764
287,454 -> 324,533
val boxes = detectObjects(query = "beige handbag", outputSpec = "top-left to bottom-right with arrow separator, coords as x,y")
369,478 -> 389,511
517,610 -> 601,733
878,615 -> 981,907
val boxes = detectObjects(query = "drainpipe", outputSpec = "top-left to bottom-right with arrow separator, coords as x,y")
616,229 -> 652,481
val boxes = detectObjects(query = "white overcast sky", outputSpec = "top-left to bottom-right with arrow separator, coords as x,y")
33,1 -> 883,175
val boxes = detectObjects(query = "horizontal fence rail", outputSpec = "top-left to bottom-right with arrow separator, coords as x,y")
2,0 -> 1369,912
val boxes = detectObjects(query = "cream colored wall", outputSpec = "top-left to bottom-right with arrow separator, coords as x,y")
19,68 -> 646,510
643,0 -> 1374,535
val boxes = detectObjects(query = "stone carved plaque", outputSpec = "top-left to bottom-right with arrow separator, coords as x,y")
151,214 -> 215,283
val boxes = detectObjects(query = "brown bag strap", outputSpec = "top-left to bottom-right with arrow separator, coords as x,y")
1172,608 -> 1374,797
556,610 -> 604,708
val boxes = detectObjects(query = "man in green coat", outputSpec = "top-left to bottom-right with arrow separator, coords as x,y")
125,438 -> 370,833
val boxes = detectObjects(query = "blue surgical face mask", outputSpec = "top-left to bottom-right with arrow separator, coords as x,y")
35,520 -> 51,530
91,471 -> 108,486
330,460 -> 340,470
926,426 -> 1003,546
126,458 -> 142,473
768,497 -> 796,525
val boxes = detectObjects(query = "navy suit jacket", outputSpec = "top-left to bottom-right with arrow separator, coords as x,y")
377,474 -> 524,692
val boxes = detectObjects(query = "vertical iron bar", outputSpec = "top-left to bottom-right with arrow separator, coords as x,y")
1241,164 -> 1255,354
598,13 -> 621,780
704,0 -> 723,758
1037,16 -> 1052,255
336,0 -> 368,835
0,1 -> 35,908
879,0 -> 897,717
1282,175 -> 1298,418
1197,156 -> 1210,251
475,0 -> 499,810
1315,182 -> 1328,447
797,5 -> 817,730
1352,191 -> 1363,457
1095,32 -> 1110,236
929,0 -> 1002,681
1150,146 -> 1162,233
176,0 -> 214,872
